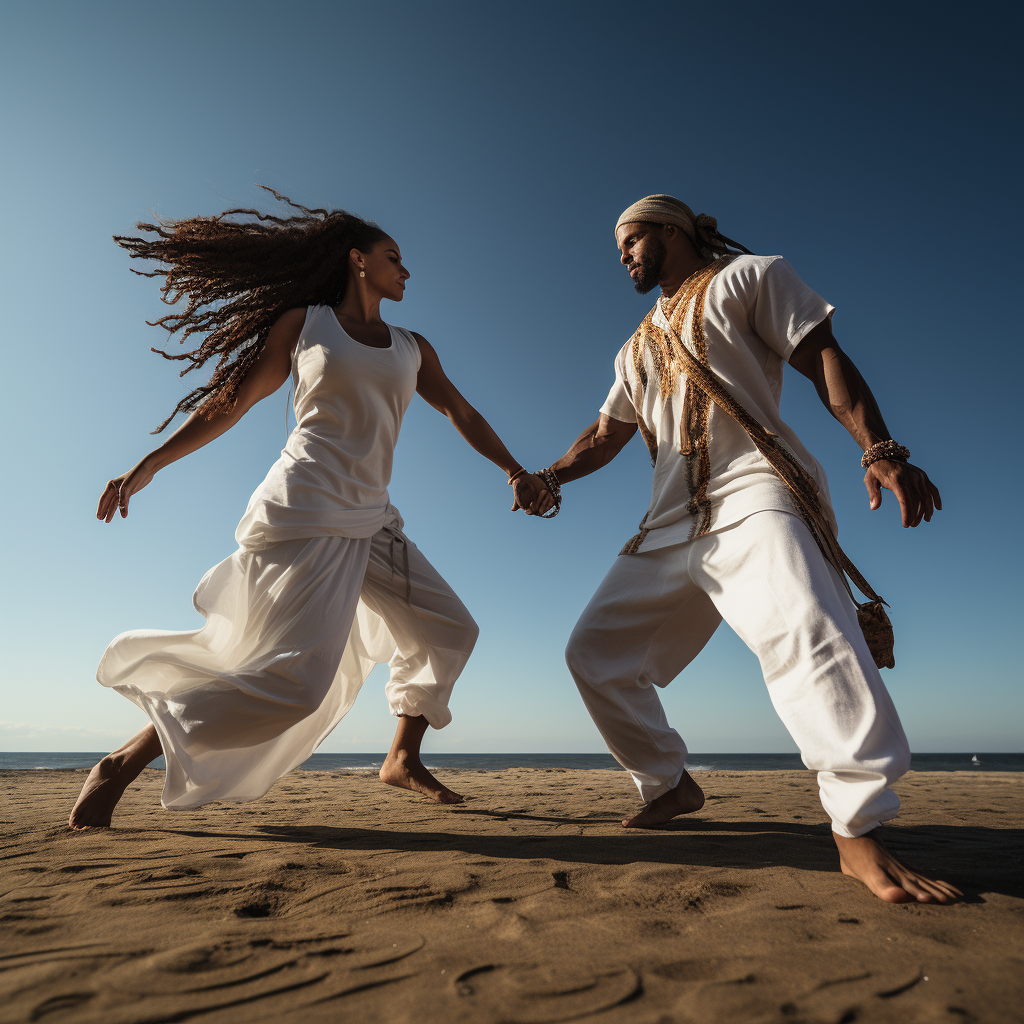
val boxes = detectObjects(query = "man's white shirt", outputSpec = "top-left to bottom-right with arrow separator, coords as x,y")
600,255 -> 836,550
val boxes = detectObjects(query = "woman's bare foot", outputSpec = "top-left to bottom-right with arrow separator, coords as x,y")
379,750 -> 463,804
834,830 -> 963,904
68,725 -> 162,830
69,758 -> 132,829
622,770 -> 705,828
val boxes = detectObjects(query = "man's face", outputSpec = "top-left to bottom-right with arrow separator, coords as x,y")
616,222 -> 667,294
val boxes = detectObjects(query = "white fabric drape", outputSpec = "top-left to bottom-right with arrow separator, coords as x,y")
98,512 -> 478,809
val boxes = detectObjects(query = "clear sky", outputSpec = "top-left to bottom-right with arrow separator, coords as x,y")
1,2 -> 1020,755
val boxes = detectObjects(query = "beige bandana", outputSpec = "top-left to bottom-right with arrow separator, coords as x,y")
615,195 -> 746,261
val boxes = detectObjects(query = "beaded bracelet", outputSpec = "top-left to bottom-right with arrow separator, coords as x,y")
535,467 -> 562,519
861,440 -> 910,469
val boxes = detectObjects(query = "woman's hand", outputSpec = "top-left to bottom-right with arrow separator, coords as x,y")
97,457 -> 157,523
94,309 -> 302,527
864,459 -> 942,528
511,473 -> 554,516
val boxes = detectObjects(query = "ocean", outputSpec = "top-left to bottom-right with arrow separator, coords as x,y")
2,752 -> 1022,772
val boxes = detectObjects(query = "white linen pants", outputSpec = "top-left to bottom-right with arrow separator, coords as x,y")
97,514 -> 478,810
565,510 -> 910,837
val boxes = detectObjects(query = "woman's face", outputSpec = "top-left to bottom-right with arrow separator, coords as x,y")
354,237 -> 409,301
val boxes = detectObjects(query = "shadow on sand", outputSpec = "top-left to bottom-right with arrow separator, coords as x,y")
165,818 -> 1024,901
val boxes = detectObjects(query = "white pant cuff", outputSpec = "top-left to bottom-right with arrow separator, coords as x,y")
389,699 -> 452,730
636,766 -> 685,803
831,807 -> 899,839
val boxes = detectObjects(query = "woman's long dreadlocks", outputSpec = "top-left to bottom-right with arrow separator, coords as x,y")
114,187 -> 388,433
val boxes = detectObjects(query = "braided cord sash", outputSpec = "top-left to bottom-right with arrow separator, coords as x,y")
619,262 -> 895,667
659,319 -> 883,605
620,258 -> 728,554
659,320 -> 897,669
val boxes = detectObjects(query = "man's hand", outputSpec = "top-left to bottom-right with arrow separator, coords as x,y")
511,473 -> 554,516
865,459 -> 942,528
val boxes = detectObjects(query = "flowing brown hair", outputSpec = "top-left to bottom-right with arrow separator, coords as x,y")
114,187 -> 388,432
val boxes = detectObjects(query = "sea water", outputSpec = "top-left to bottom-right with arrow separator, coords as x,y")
3,752 -> 1023,772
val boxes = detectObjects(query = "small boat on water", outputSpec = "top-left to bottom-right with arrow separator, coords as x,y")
972,755 -> 981,764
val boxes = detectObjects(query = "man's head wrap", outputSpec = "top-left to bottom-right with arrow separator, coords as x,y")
615,194 -> 751,260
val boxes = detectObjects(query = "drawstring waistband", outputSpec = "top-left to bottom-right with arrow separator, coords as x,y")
385,527 -> 412,604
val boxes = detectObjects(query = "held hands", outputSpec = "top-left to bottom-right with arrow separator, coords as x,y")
97,458 -> 157,523
865,459 -> 942,528
510,473 -> 555,516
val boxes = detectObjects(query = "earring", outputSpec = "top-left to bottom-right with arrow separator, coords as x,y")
359,270 -> 366,278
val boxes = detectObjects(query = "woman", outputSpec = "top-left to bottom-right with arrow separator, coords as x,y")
70,190 -> 548,828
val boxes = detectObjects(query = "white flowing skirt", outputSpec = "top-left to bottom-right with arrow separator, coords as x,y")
97,513 -> 478,809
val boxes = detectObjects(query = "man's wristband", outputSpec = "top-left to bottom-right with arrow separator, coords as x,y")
861,440 -> 910,469
535,467 -> 562,518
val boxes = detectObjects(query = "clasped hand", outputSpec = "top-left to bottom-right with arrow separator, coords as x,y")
511,473 -> 556,516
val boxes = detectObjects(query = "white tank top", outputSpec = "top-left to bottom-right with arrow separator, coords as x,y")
235,305 -> 421,549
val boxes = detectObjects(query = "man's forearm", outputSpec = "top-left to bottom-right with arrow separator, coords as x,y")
549,418 -> 633,483
818,346 -> 893,452
812,342 -> 941,527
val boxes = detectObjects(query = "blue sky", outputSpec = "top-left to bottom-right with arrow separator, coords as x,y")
1,2 -> 1020,754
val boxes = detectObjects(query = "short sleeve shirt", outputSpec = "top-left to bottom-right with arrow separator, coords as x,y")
600,255 -> 835,550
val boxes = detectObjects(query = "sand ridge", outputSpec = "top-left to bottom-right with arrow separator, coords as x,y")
2,768 -> 1022,1023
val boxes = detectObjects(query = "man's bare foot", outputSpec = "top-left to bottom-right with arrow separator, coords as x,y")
834,830 -> 963,904
380,751 -> 463,805
622,770 -> 705,828
68,757 -> 130,830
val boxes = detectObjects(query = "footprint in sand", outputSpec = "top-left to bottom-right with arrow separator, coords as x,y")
453,963 -> 640,1023
30,992 -> 96,1019
73,925 -> 426,1020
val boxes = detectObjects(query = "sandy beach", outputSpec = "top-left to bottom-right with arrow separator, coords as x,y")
2,767 -> 1022,1023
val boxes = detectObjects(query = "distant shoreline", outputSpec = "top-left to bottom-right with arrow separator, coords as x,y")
3,751 -> 1023,772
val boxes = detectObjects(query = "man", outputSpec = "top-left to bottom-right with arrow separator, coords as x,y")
538,194 -> 959,904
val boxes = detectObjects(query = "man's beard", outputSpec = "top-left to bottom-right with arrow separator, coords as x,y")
629,238 -> 667,294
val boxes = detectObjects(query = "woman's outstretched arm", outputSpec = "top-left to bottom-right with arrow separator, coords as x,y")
412,334 -> 550,514
97,308 -> 305,523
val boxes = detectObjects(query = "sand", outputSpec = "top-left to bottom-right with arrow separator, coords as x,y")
2,768 -> 1022,1024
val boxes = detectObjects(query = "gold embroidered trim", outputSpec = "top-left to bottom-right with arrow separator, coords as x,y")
619,510 -> 651,555
621,257 -> 731,552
